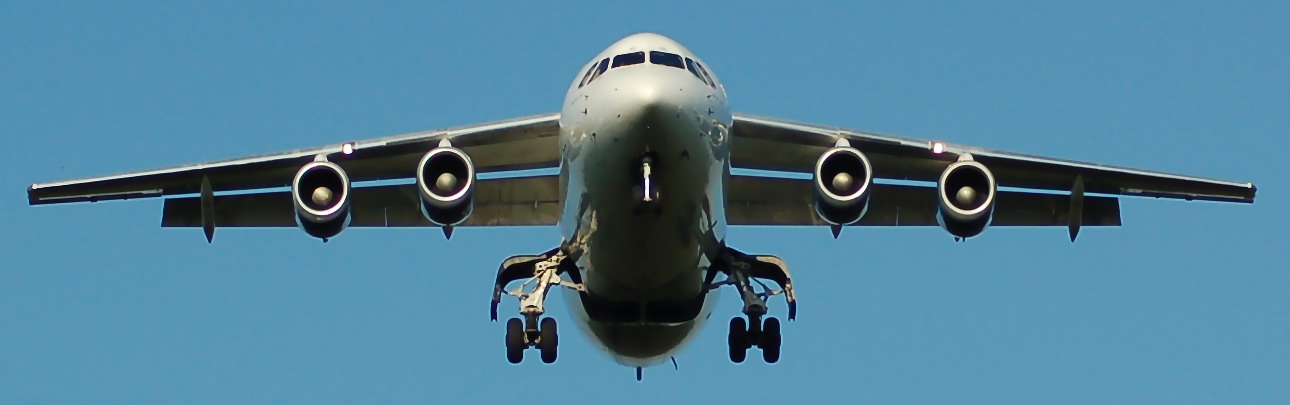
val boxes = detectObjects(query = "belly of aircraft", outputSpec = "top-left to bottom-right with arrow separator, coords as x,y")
559,97 -> 730,366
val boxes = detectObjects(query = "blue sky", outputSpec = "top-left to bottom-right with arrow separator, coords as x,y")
2,1 -> 1286,404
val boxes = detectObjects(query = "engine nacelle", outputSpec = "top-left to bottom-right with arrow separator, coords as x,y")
416,146 -> 475,226
812,146 -> 874,225
291,160 -> 352,240
936,158 -> 997,238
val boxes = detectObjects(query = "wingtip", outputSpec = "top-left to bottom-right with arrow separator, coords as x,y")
26,184 -> 41,206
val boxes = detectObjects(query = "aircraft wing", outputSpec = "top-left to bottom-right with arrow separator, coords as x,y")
27,114 -> 563,227
727,176 -> 1122,227
729,114 -> 1256,227
159,176 -> 561,228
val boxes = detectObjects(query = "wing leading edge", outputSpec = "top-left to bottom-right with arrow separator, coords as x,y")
28,114 -> 561,205
731,114 -> 1255,204
728,114 -> 1253,229
28,114 -> 563,234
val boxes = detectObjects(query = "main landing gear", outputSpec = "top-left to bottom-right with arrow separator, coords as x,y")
492,248 -> 583,364
710,248 -> 796,364
728,316 -> 781,363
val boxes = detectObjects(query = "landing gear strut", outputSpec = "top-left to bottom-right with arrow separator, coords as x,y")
710,247 -> 795,364
493,248 -> 583,364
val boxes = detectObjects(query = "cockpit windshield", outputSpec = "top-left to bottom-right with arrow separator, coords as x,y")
649,51 -> 685,69
580,51 -> 716,88
611,52 -> 646,68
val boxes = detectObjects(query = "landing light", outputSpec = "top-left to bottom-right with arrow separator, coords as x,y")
930,141 -> 946,154
341,142 -> 355,155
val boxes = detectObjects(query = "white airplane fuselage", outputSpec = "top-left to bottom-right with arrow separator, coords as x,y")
556,33 -> 733,366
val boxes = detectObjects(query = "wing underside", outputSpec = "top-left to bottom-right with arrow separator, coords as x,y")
27,114 -> 564,230
27,112 -> 1254,233
726,176 -> 1120,227
732,115 -> 1255,204
725,114 -> 1254,229
160,176 -> 561,228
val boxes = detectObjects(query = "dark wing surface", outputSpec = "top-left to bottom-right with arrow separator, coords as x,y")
28,114 -> 563,227
729,114 -> 1255,227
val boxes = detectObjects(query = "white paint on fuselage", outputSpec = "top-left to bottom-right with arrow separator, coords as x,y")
557,33 -> 733,366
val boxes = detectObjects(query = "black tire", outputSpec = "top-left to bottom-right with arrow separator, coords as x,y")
761,317 -> 781,364
728,317 -> 748,363
505,318 -> 524,364
538,317 -> 559,364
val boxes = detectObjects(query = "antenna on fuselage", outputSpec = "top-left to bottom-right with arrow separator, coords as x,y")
671,356 -> 678,370
635,367 -> 643,381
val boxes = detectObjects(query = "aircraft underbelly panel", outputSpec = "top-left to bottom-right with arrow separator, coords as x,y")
556,70 -> 731,365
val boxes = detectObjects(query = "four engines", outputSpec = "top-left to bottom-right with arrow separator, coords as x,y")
812,145 -> 874,225
291,160 -> 352,240
935,158 -> 997,238
415,146 -> 476,226
287,141 -> 994,240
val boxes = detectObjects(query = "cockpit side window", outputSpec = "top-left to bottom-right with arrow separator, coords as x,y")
585,58 -> 610,85
684,57 -> 708,85
611,51 -> 646,68
577,62 -> 598,88
694,61 -> 716,88
650,51 -> 685,69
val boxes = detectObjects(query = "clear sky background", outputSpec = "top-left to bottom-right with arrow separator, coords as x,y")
2,1 -> 1286,404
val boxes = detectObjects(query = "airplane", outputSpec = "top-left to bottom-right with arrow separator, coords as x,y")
26,33 -> 1257,372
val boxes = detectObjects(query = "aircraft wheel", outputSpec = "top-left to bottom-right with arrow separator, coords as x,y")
761,317 -> 782,364
538,317 -> 559,364
505,317 -> 525,364
728,317 -> 748,363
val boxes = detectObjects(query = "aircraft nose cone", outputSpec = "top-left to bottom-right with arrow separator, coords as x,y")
632,84 -> 669,119
599,68 -> 703,131
626,81 -> 687,125
636,83 -> 660,107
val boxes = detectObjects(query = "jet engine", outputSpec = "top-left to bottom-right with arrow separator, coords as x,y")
812,145 -> 873,225
291,160 -> 352,240
936,158 -> 997,238
416,146 -> 475,226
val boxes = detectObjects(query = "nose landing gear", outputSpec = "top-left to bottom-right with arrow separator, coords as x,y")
633,153 -> 662,214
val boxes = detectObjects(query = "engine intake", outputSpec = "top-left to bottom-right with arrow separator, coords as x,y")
813,146 -> 873,225
936,159 -> 996,238
291,160 -> 352,240
416,146 -> 475,226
